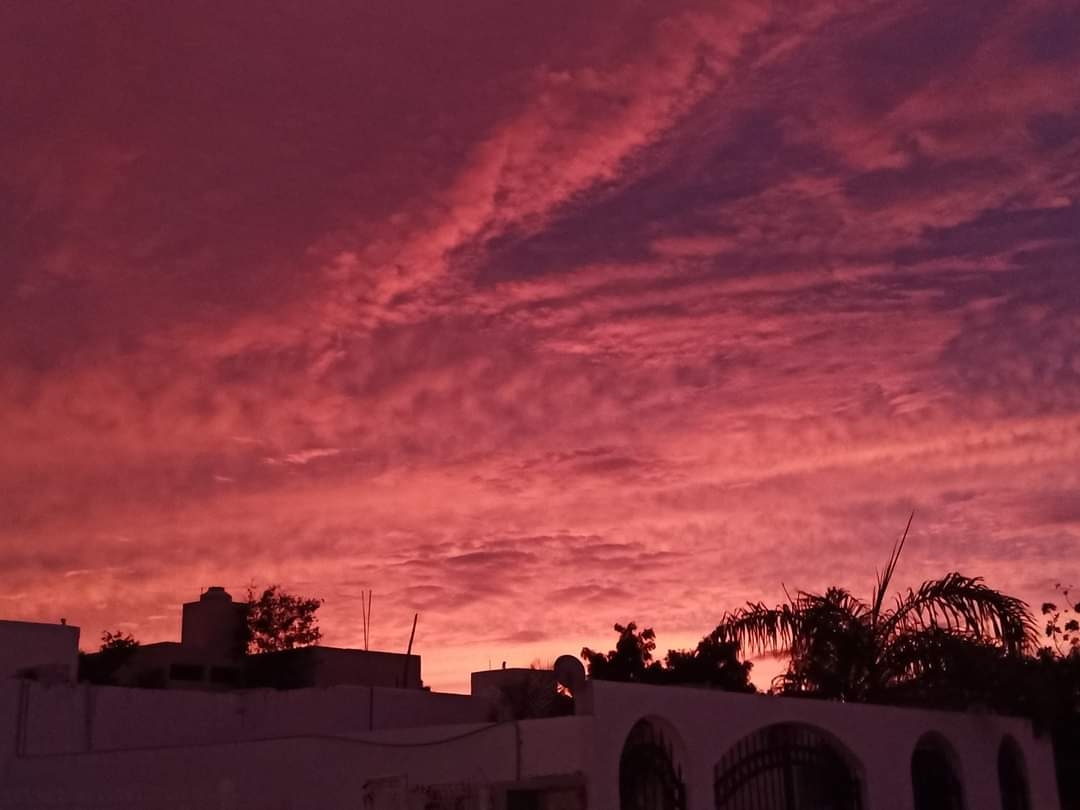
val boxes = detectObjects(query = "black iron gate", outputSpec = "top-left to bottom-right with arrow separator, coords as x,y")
714,724 -> 864,810
620,720 -> 687,810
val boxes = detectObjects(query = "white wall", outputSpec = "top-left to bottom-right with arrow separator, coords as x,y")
519,715 -> 592,781
0,676 -> 1064,810
0,679 -> 488,757
0,620 -> 79,681
1,710 -> 594,809
583,681 -> 1062,810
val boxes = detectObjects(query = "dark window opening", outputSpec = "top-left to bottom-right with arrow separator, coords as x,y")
209,666 -> 239,685
998,737 -> 1030,810
621,720 -> 686,810
507,790 -> 542,810
168,663 -> 204,682
911,737 -> 964,810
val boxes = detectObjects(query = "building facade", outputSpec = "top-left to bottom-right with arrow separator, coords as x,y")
0,669 -> 1062,809
0,619 -> 80,683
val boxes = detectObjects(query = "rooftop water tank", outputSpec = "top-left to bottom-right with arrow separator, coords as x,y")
181,587 -> 247,658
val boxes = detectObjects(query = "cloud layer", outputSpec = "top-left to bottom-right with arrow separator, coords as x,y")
3,0 -> 1079,690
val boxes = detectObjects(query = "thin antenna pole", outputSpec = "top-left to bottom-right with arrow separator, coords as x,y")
360,590 -> 369,651
406,613 -> 418,655
367,590 -> 373,651
404,613 -> 418,688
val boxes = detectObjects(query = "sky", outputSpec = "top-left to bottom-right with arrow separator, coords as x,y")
2,1 -> 1079,692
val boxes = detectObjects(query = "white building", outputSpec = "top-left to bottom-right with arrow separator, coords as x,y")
0,619 -> 80,683
0,650 -> 1062,809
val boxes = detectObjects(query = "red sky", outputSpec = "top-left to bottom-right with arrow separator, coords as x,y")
3,1 -> 1079,692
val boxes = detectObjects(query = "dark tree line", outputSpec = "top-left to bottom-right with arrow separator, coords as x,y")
582,622 -> 755,692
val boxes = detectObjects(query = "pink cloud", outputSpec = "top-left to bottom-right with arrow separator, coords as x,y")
2,1 -> 1079,692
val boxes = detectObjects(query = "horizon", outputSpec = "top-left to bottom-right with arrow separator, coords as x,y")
3,2 -> 1079,694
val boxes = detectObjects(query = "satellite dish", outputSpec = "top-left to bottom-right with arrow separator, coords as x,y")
553,654 -> 586,695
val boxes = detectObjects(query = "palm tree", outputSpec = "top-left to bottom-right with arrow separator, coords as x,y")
713,514 -> 1037,702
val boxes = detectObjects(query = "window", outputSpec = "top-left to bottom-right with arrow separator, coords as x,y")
209,666 -> 240,685
168,663 -> 204,681
507,787 -> 585,810
620,719 -> 686,810
911,734 -> 964,810
998,736 -> 1030,810
507,790 -> 542,810
714,723 -> 863,810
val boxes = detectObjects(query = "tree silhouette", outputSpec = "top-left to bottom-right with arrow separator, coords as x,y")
99,630 -> 138,651
663,631 -> 755,691
582,622 -> 662,683
711,516 -> 1036,701
1042,584 -> 1080,657
79,630 -> 140,685
582,622 -> 755,691
245,584 -> 323,654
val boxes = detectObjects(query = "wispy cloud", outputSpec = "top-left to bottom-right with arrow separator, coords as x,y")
2,0 -> 1079,690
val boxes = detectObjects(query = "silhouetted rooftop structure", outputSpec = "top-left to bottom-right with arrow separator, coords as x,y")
77,586 -> 423,691
0,619 -> 79,683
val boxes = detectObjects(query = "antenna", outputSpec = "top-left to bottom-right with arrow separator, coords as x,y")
360,589 -> 374,651
403,613 -> 418,687
553,654 -> 586,697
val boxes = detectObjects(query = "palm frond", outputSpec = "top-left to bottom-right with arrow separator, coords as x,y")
870,512 -> 914,628
870,626 -> 1010,711
883,572 -> 1037,655
712,602 -> 800,655
879,626 -> 975,679
799,587 -> 870,619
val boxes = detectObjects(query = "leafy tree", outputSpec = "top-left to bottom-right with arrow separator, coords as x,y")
663,631 -> 755,691
100,630 -> 139,651
582,622 -> 755,691
79,630 -> 140,684
711,516 -> 1036,701
582,622 -> 663,683
245,584 -> 324,654
1030,586 -> 1080,810
1042,584 -> 1080,656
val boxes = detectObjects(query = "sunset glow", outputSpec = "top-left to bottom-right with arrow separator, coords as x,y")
3,2 -> 1079,691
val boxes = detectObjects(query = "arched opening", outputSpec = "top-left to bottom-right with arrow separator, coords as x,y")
911,733 -> 964,810
998,736 -> 1030,810
713,723 -> 864,810
619,718 -> 687,810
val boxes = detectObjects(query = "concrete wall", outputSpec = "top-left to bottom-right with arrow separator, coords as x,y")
245,646 -> 422,689
0,620 -> 79,681
2,730 -> 520,809
0,694 -> 591,810
0,678 -> 486,758
307,646 -> 422,689
583,681 -> 1062,810
0,676 -> 1064,810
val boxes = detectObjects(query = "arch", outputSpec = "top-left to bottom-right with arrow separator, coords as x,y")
619,717 -> 687,810
713,723 -> 865,810
911,732 -> 965,810
997,735 -> 1031,810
